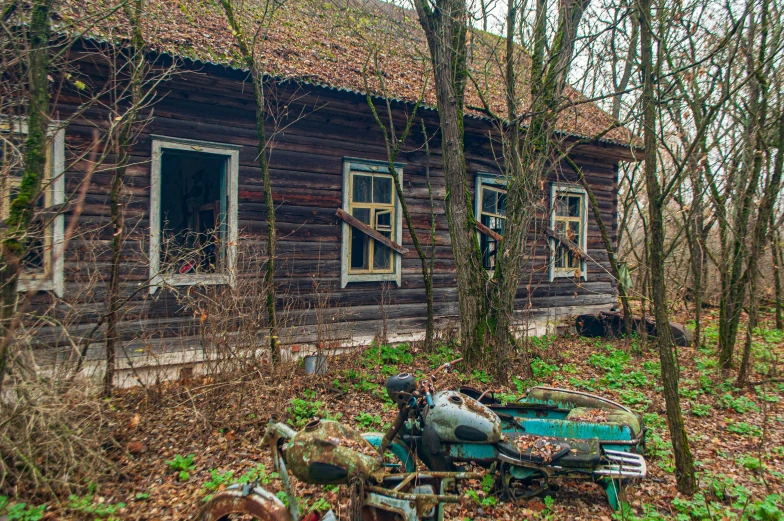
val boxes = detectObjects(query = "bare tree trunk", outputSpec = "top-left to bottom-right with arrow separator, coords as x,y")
0,0 -> 53,392
772,228 -> 783,330
718,1 -> 768,370
638,0 -> 696,494
737,110 -> 784,386
221,0 -> 280,364
423,120 -> 436,350
568,157 -> 634,336
414,0 -> 490,367
104,0 -> 145,396
363,67 -> 435,352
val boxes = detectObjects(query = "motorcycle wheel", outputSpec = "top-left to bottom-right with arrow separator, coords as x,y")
193,486 -> 294,521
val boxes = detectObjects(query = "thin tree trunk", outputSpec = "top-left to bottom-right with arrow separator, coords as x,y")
0,0 -> 53,393
772,229 -> 783,330
567,156 -> 634,336
104,0 -> 145,395
638,0 -> 696,494
737,110 -> 783,386
221,0 -> 280,364
423,120 -> 436,350
718,2 -> 768,370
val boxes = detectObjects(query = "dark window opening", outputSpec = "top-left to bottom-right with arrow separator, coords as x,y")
159,150 -> 227,274
478,183 -> 506,270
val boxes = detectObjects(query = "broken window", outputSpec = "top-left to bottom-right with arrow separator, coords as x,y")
340,159 -> 403,287
0,119 -> 65,295
149,137 -> 239,291
477,183 -> 507,270
159,150 -> 227,274
550,184 -> 587,280
473,174 -> 507,271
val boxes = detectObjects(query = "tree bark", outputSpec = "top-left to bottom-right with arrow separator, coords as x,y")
638,0 -> 696,494
772,228 -> 783,330
414,0 -> 490,367
0,0 -> 53,393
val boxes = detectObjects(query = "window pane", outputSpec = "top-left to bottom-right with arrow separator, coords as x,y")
556,196 -> 569,216
353,207 -> 370,224
373,176 -> 392,204
160,150 -> 227,274
376,210 -> 391,230
497,191 -> 507,216
569,196 -> 581,217
556,246 -> 567,268
373,232 -> 391,270
353,175 -> 372,203
568,220 -> 581,243
482,188 -> 497,214
351,228 -> 369,270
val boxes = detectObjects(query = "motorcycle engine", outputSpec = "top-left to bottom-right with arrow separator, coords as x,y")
385,373 -> 417,406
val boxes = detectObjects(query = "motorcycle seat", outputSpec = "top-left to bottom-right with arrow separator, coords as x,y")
499,434 -> 602,468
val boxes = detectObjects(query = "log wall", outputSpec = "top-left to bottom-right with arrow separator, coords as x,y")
36,59 -> 631,374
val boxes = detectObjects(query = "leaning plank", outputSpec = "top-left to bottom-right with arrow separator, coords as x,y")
475,221 -> 503,242
544,227 -> 586,259
335,208 -> 409,255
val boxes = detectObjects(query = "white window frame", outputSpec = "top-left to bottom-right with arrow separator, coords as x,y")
1,118 -> 65,296
549,183 -> 588,282
149,135 -> 240,293
340,157 -> 403,288
474,172 -> 507,272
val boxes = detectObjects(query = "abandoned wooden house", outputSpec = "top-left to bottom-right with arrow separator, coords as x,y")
13,0 -> 639,384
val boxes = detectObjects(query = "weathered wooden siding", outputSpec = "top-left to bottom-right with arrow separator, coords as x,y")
36,59 -> 628,370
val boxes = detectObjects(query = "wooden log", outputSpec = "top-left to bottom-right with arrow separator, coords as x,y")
476,221 -> 503,242
335,208 -> 409,255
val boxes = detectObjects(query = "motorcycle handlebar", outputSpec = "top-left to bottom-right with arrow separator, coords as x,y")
431,357 -> 463,376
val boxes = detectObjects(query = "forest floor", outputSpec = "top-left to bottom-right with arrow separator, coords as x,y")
7,309 -> 784,520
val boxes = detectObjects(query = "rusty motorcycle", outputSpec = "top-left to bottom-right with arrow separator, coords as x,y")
194,413 -> 480,521
361,360 -> 647,510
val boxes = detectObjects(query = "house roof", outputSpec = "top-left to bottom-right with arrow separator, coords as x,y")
55,0 -> 636,148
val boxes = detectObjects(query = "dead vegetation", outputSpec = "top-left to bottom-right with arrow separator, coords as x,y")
2,309 -> 781,520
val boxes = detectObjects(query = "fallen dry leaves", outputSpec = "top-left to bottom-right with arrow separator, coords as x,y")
22,310 -> 783,520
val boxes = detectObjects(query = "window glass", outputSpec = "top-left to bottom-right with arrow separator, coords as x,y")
373,176 -> 392,204
353,175 -> 373,203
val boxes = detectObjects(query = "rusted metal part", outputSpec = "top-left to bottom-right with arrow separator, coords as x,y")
193,485 -> 293,521
379,405 -> 410,455
365,485 -> 462,504
285,419 -> 384,485
264,420 -> 301,520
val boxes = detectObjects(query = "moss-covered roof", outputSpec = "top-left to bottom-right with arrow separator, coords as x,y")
55,0 -> 635,147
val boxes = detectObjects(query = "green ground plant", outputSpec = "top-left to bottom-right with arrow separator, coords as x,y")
0,498 -> 45,521
166,454 -> 195,481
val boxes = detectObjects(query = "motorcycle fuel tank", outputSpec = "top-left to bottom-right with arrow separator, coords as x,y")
425,391 -> 502,443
